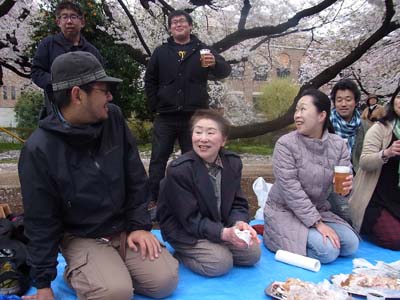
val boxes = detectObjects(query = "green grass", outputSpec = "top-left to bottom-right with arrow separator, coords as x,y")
225,141 -> 273,155
0,141 -> 272,157
0,143 -> 23,152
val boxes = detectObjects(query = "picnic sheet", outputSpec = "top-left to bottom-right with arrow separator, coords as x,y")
24,224 -> 400,300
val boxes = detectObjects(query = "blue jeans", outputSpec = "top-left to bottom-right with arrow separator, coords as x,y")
307,222 -> 359,264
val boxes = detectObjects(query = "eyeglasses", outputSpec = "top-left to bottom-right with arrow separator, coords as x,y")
58,14 -> 82,21
92,87 -> 112,96
171,19 -> 188,26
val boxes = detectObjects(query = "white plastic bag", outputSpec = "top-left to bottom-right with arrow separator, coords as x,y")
252,177 -> 272,220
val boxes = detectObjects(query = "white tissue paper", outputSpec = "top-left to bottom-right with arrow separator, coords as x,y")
234,228 -> 251,247
275,250 -> 321,272
252,177 -> 273,220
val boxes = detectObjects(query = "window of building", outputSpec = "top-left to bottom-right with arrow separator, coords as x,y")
276,67 -> 290,78
11,86 -> 16,100
230,63 -> 245,79
2,86 -> 7,100
253,66 -> 268,81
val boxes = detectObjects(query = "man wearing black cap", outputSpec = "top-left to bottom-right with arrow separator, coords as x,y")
19,51 -> 178,300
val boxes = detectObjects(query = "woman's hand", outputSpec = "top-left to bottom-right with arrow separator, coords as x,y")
342,174 -> 353,196
221,222 -> 260,248
315,221 -> 341,249
384,140 -> 400,158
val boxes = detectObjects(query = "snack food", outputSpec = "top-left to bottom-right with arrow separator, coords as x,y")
265,278 -> 350,300
332,273 -> 400,297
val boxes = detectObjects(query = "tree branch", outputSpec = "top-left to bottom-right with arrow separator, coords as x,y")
238,0 -> 251,30
116,0 -> 152,57
0,61 -> 30,78
0,0 -> 16,18
229,0 -> 399,138
213,0 -> 339,52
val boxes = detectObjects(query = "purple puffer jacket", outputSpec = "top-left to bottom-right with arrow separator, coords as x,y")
263,130 -> 354,255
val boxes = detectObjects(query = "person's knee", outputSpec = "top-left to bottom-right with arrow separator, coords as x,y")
139,270 -> 179,299
134,253 -> 179,299
374,235 -> 400,250
307,242 -> 340,264
198,246 -> 233,277
340,233 -> 359,256
234,244 -> 261,266
89,282 -> 133,300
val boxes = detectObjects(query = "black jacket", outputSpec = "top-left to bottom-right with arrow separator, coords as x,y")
144,35 -> 231,114
18,104 -> 151,289
157,150 -> 249,245
31,33 -> 103,93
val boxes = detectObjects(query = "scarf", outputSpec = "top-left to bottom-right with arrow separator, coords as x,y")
393,118 -> 400,188
330,108 -> 361,153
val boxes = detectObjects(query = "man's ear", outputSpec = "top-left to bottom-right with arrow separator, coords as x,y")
71,86 -> 82,103
319,111 -> 327,123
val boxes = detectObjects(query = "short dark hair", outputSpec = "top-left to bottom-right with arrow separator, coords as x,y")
330,79 -> 361,104
168,10 -> 193,28
380,93 -> 399,124
53,82 -> 94,109
55,1 -> 83,17
190,109 -> 230,138
300,88 -> 334,133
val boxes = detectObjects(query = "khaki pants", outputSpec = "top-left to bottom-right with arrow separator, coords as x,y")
60,233 -> 179,300
170,239 -> 261,277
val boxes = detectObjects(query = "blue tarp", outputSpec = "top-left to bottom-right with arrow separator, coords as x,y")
24,228 -> 400,300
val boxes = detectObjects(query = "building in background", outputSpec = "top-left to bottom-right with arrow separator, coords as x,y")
0,68 -> 37,127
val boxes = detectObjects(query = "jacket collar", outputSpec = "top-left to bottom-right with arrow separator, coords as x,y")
39,104 -> 105,146
54,32 -> 85,49
188,150 -> 235,222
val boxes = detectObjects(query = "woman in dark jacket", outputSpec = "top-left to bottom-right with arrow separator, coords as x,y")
157,109 -> 261,277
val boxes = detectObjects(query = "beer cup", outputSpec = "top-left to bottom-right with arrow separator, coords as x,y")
200,49 -> 211,67
334,166 -> 351,195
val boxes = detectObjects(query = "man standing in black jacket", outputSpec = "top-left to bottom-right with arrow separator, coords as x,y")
19,52 -> 178,300
31,1 -> 103,117
144,10 -> 231,206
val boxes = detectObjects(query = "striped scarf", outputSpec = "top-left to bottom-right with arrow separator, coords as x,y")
330,108 -> 361,154
393,118 -> 400,188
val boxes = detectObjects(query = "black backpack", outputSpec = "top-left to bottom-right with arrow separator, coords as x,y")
0,218 -> 30,296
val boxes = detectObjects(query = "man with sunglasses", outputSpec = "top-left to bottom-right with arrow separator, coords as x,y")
31,1 -> 103,118
144,10 -> 231,212
19,52 -> 178,300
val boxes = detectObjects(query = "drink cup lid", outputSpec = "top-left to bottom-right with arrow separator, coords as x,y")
200,49 -> 211,54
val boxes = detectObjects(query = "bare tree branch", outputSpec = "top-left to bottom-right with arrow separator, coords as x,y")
229,0 -> 400,138
0,61 -> 30,78
213,0 -> 339,52
0,0 -> 16,18
157,0 -> 175,13
116,0 -> 152,57
238,0 -> 251,30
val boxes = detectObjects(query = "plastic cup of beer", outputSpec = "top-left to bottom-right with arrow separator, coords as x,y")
334,166 -> 351,195
200,49 -> 211,67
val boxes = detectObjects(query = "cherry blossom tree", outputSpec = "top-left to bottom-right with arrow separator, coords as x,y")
1,0 -> 399,137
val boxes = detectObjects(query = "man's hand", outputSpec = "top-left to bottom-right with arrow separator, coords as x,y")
202,53 -> 216,68
22,287 -> 54,300
127,230 -> 162,260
